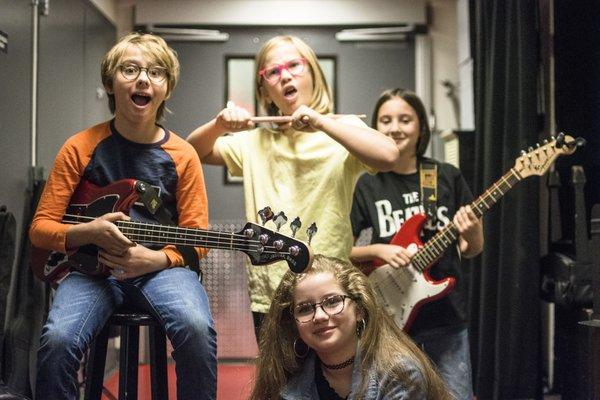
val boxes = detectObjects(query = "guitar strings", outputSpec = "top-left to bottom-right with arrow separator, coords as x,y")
397,169 -> 519,273
61,214 -> 297,256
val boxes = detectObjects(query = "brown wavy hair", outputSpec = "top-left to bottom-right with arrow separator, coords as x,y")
249,254 -> 451,399
101,32 -> 180,122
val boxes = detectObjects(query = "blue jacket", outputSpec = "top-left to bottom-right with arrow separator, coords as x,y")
280,349 -> 429,399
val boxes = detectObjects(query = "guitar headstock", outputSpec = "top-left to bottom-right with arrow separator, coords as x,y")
514,133 -> 582,179
237,222 -> 313,273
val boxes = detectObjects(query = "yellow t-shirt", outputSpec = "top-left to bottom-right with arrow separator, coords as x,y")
217,117 -> 370,313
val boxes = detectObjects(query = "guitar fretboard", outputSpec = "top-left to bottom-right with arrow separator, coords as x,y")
411,168 -> 522,272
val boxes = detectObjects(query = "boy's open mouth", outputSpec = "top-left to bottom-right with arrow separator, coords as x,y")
131,94 -> 151,106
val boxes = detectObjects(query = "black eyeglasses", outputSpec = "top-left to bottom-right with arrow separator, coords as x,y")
292,294 -> 352,323
119,63 -> 168,84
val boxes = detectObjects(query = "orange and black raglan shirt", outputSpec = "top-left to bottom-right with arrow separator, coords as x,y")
30,120 -> 209,266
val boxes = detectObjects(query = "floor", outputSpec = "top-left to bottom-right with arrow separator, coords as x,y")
103,363 -> 255,400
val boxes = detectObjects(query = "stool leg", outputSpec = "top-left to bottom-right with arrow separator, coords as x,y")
84,323 -> 111,400
149,326 -> 168,400
119,325 -> 140,400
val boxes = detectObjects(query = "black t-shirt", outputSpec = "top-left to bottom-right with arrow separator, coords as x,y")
350,158 -> 473,334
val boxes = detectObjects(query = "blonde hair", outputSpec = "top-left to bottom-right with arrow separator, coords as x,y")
249,255 -> 451,399
101,32 -> 180,121
254,35 -> 333,116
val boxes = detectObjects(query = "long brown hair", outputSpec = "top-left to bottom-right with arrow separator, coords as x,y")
371,88 -> 431,156
249,255 -> 451,399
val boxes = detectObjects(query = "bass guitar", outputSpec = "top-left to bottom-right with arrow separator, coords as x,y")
364,134 -> 581,331
30,179 -> 312,283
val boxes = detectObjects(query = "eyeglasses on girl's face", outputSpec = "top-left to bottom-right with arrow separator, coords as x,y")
292,294 -> 352,323
258,58 -> 307,85
119,63 -> 168,84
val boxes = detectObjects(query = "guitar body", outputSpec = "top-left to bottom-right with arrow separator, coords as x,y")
366,213 -> 455,331
30,179 -> 139,282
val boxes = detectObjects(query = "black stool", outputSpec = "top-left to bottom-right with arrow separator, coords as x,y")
84,310 -> 168,400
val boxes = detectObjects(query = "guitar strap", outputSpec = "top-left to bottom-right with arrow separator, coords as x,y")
419,161 -> 438,224
135,181 -> 202,282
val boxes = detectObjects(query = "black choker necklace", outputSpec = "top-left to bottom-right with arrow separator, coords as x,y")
321,355 -> 355,370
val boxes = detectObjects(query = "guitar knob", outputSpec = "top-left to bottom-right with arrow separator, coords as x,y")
289,246 -> 300,256
273,240 -> 284,250
243,228 -> 255,238
259,234 -> 269,245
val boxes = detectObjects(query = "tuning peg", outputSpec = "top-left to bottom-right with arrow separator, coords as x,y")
273,211 -> 288,231
555,132 -> 566,148
290,217 -> 302,238
520,150 -> 527,156
306,222 -> 318,245
575,137 -> 587,147
257,206 -> 274,225
543,139 -> 548,144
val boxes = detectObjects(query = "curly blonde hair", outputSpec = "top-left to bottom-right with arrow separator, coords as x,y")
101,32 -> 180,121
249,254 -> 451,399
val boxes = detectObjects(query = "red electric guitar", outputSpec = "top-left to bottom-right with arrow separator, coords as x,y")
30,179 -> 313,284
364,134 -> 581,331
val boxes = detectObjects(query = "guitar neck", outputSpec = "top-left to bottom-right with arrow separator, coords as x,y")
114,220 -> 252,252
412,168 -> 522,271
60,214 -> 311,273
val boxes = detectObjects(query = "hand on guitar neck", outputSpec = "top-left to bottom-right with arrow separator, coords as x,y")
451,205 -> 483,259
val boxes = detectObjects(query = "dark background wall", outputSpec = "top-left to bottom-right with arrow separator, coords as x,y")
554,0 -> 600,238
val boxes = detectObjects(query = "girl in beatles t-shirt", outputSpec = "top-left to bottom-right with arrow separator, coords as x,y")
350,88 -> 484,400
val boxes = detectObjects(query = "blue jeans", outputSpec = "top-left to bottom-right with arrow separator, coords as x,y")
35,268 -> 217,400
413,325 -> 473,400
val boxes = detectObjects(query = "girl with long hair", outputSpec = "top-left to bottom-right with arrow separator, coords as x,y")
250,254 -> 451,399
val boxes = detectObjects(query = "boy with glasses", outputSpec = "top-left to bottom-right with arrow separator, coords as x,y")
30,32 -> 216,400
